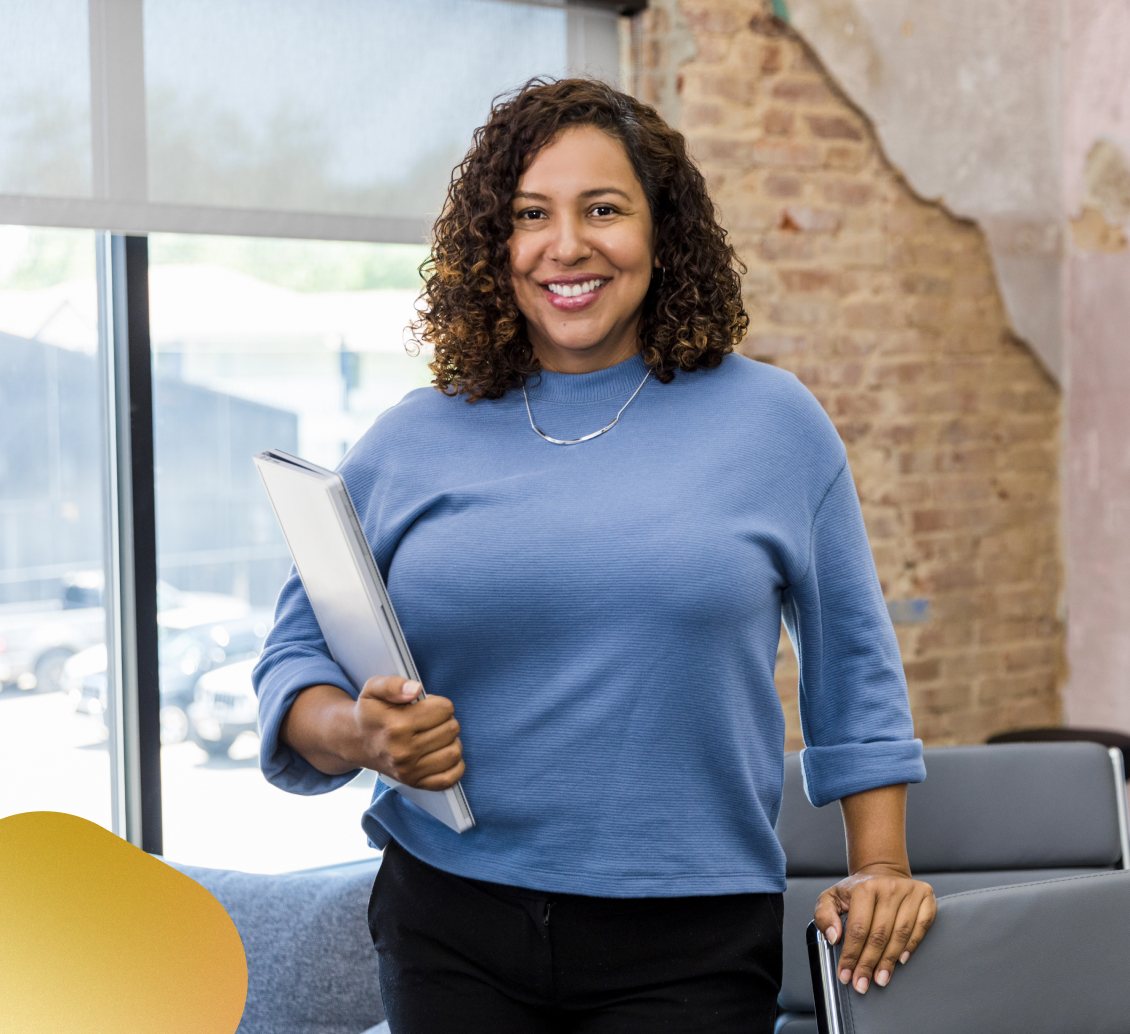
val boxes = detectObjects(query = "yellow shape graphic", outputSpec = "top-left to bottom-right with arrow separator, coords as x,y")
0,811 -> 246,1034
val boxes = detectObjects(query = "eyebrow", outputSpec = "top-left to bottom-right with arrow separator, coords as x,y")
513,187 -> 633,203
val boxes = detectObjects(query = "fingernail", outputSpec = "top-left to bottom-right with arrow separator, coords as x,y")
839,969 -> 851,984
403,681 -> 421,696
899,951 -> 910,965
855,977 -> 869,994
876,970 -> 890,987
826,927 -> 838,945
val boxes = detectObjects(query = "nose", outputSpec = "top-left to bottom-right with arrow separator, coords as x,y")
546,211 -> 591,265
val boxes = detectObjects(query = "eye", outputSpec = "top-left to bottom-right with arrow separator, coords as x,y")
590,204 -> 618,217
514,207 -> 546,221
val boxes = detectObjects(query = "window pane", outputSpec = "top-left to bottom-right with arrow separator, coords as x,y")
143,0 -> 567,218
149,233 -> 430,872
0,1 -> 92,198
0,226 -> 110,827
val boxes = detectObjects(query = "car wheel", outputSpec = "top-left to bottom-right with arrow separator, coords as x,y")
34,648 -> 74,694
188,725 -> 237,757
160,705 -> 190,745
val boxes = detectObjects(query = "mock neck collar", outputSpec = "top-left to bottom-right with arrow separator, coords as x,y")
523,352 -> 651,404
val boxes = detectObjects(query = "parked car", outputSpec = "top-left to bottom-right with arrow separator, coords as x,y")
61,644 -> 109,719
0,571 -> 106,693
158,613 -> 270,744
61,608 -> 270,745
188,657 -> 260,756
1,574 -> 253,695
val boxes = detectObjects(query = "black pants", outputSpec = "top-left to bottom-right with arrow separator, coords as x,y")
368,840 -> 783,1034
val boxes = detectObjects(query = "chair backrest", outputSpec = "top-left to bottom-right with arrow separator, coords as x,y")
810,869 -> 1130,1034
779,741 -> 1126,875
987,725 -> 1130,776
775,742 -> 1129,1020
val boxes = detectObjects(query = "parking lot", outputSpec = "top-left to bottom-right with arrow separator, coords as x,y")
0,684 -> 379,873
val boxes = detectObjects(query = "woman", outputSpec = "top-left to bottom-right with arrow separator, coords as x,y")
253,78 -> 935,1033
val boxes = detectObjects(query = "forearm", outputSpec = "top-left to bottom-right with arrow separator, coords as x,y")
279,683 -> 362,776
840,782 -> 911,876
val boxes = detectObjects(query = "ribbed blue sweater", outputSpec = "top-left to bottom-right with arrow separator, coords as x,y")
253,351 -> 924,897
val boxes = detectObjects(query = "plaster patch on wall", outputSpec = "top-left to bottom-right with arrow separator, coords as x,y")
1072,208 -> 1127,253
1085,139 -> 1130,220
779,0 -> 884,89
1071,140 -> 1130,253
784,0 -> 1066,382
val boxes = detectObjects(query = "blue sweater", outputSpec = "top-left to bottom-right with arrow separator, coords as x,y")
253,351 -> 924,897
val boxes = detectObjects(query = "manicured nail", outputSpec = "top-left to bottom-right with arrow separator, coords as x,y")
899,951 -> 910,965
876,970 -> 890,987
826,927 -> 838,945
403,681 -> 421,696
839,969 -> 852,984
855,977 -> 869,994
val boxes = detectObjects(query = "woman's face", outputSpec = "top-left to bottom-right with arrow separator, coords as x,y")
508,125 -> 657,374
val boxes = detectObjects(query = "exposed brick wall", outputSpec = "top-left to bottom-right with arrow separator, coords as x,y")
634,0 -> 1065,749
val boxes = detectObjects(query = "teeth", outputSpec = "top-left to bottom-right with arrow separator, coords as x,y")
547,279 -> 606,297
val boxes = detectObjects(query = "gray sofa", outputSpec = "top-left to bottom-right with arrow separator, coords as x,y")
165,857 -> 388,1034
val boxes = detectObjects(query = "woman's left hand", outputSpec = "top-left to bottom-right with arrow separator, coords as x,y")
814,864 -> 936,994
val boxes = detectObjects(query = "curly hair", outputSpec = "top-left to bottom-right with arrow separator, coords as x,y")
414,77 -> 748,400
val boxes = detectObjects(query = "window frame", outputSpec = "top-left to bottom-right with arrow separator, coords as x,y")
98,232 -> 162,852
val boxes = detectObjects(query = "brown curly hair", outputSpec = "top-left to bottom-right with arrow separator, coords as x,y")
414,77 -> 748,400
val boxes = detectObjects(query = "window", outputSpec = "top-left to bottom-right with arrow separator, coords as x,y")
0,226 -> 112,829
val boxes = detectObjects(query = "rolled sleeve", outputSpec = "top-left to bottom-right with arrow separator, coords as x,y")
784,462 -> 926,809
800,740 -> 926,809
252,569 -> 362,795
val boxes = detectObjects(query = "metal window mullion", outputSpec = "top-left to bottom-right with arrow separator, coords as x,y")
97,232 -> 131,841
97,233 -> 162,854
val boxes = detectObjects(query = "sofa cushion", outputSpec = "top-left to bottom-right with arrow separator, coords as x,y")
165,858 -> 385,1034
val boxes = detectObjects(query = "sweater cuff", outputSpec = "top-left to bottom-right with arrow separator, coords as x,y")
800,740 -> 926,808
256,655 -> 362,796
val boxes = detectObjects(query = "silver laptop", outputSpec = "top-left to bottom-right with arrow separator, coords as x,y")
253,448 -> 474,834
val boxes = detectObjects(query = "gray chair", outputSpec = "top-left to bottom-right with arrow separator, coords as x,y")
774,742 -> 1130,1034
807,869 -> 1130,1034
164,856 -> 386,1034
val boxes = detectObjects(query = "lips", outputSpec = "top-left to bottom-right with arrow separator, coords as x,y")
542,276 -> 609,311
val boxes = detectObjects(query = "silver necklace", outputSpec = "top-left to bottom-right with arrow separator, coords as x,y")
523,367 -> 651,446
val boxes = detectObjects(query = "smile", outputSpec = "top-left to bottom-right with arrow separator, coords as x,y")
546,278 -> 607,298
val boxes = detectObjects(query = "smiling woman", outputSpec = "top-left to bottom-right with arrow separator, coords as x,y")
416,77 -> 747,398
254,78 -> 932,1034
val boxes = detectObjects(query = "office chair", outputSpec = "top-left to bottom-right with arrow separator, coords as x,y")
807,868 -> 1130,1034
775,741 -> 1130,1034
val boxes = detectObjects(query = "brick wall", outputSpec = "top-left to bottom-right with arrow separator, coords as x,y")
634,0 -> 1065,748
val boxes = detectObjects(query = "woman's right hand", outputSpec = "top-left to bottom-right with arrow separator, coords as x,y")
352,676 -> 465,790
279,676 -> 465,790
